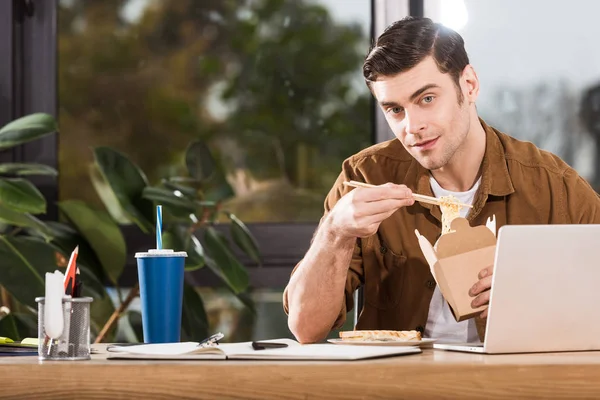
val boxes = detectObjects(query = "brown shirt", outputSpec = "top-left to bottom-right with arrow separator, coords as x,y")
283,119 -> 600,340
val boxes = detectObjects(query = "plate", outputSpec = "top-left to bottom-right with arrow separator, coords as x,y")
327,338 -> 437,347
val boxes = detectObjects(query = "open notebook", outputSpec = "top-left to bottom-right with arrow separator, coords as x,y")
106,338 -> 421,361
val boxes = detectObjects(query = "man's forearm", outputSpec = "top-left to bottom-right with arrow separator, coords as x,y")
286,218 -> 356,343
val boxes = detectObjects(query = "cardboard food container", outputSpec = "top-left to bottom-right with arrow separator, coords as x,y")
415,216 -> 497,322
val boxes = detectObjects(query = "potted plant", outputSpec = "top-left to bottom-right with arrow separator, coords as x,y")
0,113 -> 259,343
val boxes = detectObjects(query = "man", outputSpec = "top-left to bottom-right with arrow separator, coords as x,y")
283,17 -> 600,344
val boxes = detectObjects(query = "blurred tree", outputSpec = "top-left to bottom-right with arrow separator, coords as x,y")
214,0 -> 372,221
58,0 -> 371,222
59,0 -> 235,208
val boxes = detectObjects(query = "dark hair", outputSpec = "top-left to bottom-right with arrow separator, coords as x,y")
363,17 -> 469,95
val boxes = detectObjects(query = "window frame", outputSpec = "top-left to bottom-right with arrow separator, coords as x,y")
1,0 -> 59,220
0,1 -> 16,163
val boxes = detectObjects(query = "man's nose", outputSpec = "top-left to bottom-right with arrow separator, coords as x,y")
405,111 -> 427,135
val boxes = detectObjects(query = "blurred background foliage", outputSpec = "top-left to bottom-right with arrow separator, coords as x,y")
58,0 -> 372,223
55,0 -> 370,341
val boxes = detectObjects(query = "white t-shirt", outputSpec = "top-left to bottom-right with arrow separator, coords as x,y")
423,175 -> 482,343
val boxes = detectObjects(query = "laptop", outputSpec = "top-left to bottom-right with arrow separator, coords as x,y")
433,223 -> 600,354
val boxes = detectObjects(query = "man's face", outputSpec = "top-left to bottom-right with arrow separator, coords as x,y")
371,56 -> 474,171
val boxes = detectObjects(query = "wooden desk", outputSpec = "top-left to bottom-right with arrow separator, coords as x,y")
2,349 -> 600,399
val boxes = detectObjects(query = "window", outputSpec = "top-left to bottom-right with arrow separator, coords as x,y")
424,0 -> 600,190
56,0 -> 373,340
2,0 -> 411,341
58,0 -> 373,224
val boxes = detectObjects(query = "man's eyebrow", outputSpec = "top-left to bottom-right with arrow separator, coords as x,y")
378,84 -> 441,108
409,84 -> 440,101
379,100 -> 400,108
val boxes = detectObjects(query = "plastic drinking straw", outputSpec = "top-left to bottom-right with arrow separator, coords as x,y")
156,205 -> 162,250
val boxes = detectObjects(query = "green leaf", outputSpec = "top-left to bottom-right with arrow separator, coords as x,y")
167,177 -> 199,184
0,312 -> 37,340
180,281 -> 209,342
162,227 -> 204,271
0,204 -> 53,241
88,164 -> 131,225
13,312 -> 37,334
142,187 -> 197,215
0,163 -> 57,177
93,147 -> 154,233
0,236 -> 60,308
160,230 -> 179,252
57,200 -> 126,285
226,212 -> 261,265
0,113 -> 57,150
186,235 -> 206,271
203,175 -> 235,202
43,221 -> 106,285
52,241 -> 106,300
0,178 -> 46,214
23,221 -> 107,299
0,314 -> 21,341
196,201 -> 217,207
185,140 -> 216,182
69,262 -> 106,300
161,179 -> 198,199
203,227 -> 249,294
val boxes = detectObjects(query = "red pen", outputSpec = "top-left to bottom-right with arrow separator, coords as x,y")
63,245 -> 79,295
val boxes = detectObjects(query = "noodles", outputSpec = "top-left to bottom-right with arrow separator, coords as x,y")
439,195 -> 462,235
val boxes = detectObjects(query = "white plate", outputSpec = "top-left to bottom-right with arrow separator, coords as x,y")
327,338 -> 437,347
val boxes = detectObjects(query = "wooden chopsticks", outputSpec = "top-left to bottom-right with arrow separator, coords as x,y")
342,180 -> 473,209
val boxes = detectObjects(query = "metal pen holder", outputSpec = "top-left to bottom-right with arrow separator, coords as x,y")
35,296 -> 93,361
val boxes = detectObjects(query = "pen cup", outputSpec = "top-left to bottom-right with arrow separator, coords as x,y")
35,296 -> 93,361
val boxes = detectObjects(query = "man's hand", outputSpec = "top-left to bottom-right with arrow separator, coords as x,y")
469,265 -> 494,318
327,183 -> 415,239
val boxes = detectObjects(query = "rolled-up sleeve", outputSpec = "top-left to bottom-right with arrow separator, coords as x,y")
282,157 -> 366,328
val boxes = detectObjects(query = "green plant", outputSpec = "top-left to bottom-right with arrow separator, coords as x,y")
0,113 -> 258,343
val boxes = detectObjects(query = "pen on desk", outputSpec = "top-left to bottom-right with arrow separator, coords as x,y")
198,332 -> 224,347
252,341 -> 289,350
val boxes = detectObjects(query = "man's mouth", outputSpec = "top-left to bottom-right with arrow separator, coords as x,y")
412,137 -> 439,150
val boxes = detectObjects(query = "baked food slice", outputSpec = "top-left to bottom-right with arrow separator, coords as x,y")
338,330 -> 422,341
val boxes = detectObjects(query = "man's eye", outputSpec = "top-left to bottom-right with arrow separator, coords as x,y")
422,96 -> 434,104
391,107 -> 403,114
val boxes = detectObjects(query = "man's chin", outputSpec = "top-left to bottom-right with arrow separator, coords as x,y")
415,156 -> 445,171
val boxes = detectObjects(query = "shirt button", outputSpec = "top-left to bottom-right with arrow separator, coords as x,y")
416,325 -> 424,333
379,246 -> 387,254
426,280 -> 435,289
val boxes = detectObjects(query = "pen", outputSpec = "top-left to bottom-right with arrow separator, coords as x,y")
63,246 -> 79,295
198,332 -> 224,347
251,341 -> 288,350
73,268 -> 82,298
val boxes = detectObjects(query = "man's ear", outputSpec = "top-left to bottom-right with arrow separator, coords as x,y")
461,64 -> 479,103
